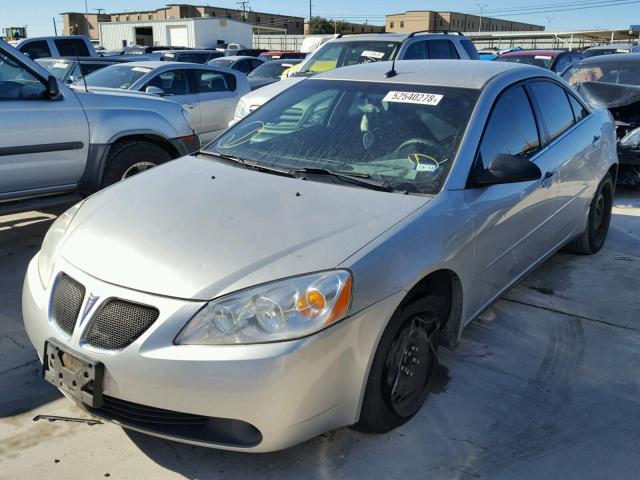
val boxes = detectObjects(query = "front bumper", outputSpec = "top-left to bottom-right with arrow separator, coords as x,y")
22,255 -> 402,452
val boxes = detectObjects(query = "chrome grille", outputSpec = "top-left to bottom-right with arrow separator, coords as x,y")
82,300 -> 159,350
51,274 -> 85,336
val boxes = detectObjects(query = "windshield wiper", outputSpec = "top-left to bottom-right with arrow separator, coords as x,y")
201,151 -> 296,177
290,167 -> 394,192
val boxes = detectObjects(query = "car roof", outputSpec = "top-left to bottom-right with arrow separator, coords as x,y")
267,59 -> 302,65
311,59 -> 545,89
329,32 -> 465,43
500,49 -> 564,58
586,43 -> 637,50
573,52 -> 640,65
39,56 -> 134,62
263,51 -> 302,55
163,49 -> 213,54
214,55 -> 258,61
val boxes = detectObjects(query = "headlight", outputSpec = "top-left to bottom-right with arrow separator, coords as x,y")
620,127 -> 640,147
175,270 -> 352,345
181,108 -> 195,131
234,100 -> 249,120
38,201 -> 84,288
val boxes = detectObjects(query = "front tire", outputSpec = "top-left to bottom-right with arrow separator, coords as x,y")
565,172 -> 613,255
354,295 -> 442,433
101,140 -> 172,188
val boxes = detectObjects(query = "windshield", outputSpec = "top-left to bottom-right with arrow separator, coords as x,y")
584,48 -> 629,57
36,59 -> 72,80
203,80 -> 478,195
80,65 -> 151,89
295,41 -> 400,76
248,61 -> 300,79
496,55 -> 553,69
562,61 -> 640,86
209,58 -> 235,69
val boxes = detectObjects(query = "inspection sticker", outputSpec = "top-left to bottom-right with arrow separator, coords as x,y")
361,50 -> 385,59
54,63 -> 68,69
534,55 -> 553,60
383,91 -> 443,106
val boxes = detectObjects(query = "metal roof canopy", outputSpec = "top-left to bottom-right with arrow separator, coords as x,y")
467,28 -> 640,51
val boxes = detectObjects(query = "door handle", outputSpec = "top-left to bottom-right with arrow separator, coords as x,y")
542,170 -> 557,188
185,103 -> 196,109
592,135 -> 601,145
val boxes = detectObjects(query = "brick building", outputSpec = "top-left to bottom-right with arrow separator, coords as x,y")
386,11 -> 544,34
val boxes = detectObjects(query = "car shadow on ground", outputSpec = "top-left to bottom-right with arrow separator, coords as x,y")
0,212 -> 61,418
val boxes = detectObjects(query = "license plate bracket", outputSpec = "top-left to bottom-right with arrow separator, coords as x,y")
43,340 -> 104,408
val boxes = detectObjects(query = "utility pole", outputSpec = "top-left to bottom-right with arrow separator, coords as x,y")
309,0 -> 312,21
237,1 -> 249,21
53,17 -> 58,35
476,3 -> 487,33
94,8 -> 105,14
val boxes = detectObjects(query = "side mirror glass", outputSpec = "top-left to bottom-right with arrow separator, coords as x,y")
473,153 -> 542,187
145,86 -> 165,96
47,75 -> 62,100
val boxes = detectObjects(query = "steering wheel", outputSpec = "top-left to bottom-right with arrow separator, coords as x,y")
393,138 -> 446,161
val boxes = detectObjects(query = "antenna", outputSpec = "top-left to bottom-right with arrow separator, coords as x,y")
76,49 -> 89,93
385,54 -> 397,78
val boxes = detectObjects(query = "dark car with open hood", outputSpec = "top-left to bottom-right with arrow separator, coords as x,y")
563,53 -> 640,185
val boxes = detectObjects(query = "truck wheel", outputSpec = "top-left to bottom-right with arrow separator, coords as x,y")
564,172 -> 613,255
101,140 -> 172,188
353,295 -> 442,434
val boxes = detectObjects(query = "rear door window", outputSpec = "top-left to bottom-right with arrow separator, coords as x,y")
195,70 -> 236,92
527,81 -> 575,142
404,41 -> 429,60
428,40 -> 459,59
54,39 -> 91,57
144,69 -> 191,95
478,86 -> 540,168
19,40 -> 51,59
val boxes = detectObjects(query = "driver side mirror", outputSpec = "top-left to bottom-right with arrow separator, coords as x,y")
46,75 -> 62,100
145,86 -> 166,96
472,153 -> 542,187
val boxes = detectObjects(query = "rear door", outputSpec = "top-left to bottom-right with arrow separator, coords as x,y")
192,69 -> 239,143
0,49 -> 88,198
526,80 -> 596,243
141,68 -> 201,132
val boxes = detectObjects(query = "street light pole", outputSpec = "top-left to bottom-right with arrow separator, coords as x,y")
476,3 -> 487,33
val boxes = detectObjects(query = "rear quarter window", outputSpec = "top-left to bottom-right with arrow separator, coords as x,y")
428,40 -> 459,59
54,39 -> 91,57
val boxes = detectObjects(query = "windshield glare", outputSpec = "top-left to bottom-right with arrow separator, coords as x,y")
496,55 -> 553,69
248,61 -> 298,79
80,65 -> 150,89
562,61 -> 640,86
209,59 -> 235,69
203,80 -> 478,195
37,59 -> 72,80
295,41 -> 400,76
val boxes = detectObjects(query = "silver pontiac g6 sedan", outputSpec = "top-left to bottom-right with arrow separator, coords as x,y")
23,60 -> 617,452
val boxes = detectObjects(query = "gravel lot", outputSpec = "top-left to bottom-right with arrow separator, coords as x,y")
1,189 -> 639,480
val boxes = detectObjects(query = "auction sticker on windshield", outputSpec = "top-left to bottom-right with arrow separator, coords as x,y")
361,50 -> 385,59
383,91 -> 443,105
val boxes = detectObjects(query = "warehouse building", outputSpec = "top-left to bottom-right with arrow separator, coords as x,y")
63,3 -> 304,41
98,17 -> 252,51
386,11 -> 544,33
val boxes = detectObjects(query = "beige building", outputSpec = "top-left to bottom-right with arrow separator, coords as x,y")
386,11 -> 544,34
304,21 -> 385,35
63,3 -> 304,41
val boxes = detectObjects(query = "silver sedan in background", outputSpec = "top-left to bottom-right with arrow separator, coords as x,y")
75,61 -> 250,143
24,60 -> 617,452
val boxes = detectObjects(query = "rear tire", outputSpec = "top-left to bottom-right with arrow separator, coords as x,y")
101,140 -> 172,188
564,173 -> 613,255
353,295 -> 443,434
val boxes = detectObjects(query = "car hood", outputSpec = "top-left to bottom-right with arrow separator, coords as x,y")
60,155 -> 429,300
577,81 -> 640,126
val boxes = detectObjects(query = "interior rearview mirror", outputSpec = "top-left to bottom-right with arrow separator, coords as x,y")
47,75 -> 62,100
145,86 -> 165,96
473,153 -> 542,187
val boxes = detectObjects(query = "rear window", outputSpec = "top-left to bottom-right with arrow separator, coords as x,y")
54,39 -> 90,57
37,59 -> 72,80
82,65 -> 151,89
460,40 -> 480,60
496,55 -> 554,69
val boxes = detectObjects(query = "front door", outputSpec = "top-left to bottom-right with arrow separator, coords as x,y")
193,69 -> 239,143
0,49 -> 89,198
465,84 -> 560,311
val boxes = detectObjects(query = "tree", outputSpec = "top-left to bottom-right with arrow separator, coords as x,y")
307,16 -> 350,34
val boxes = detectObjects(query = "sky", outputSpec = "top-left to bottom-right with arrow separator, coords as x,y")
2,0 -> 638,37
